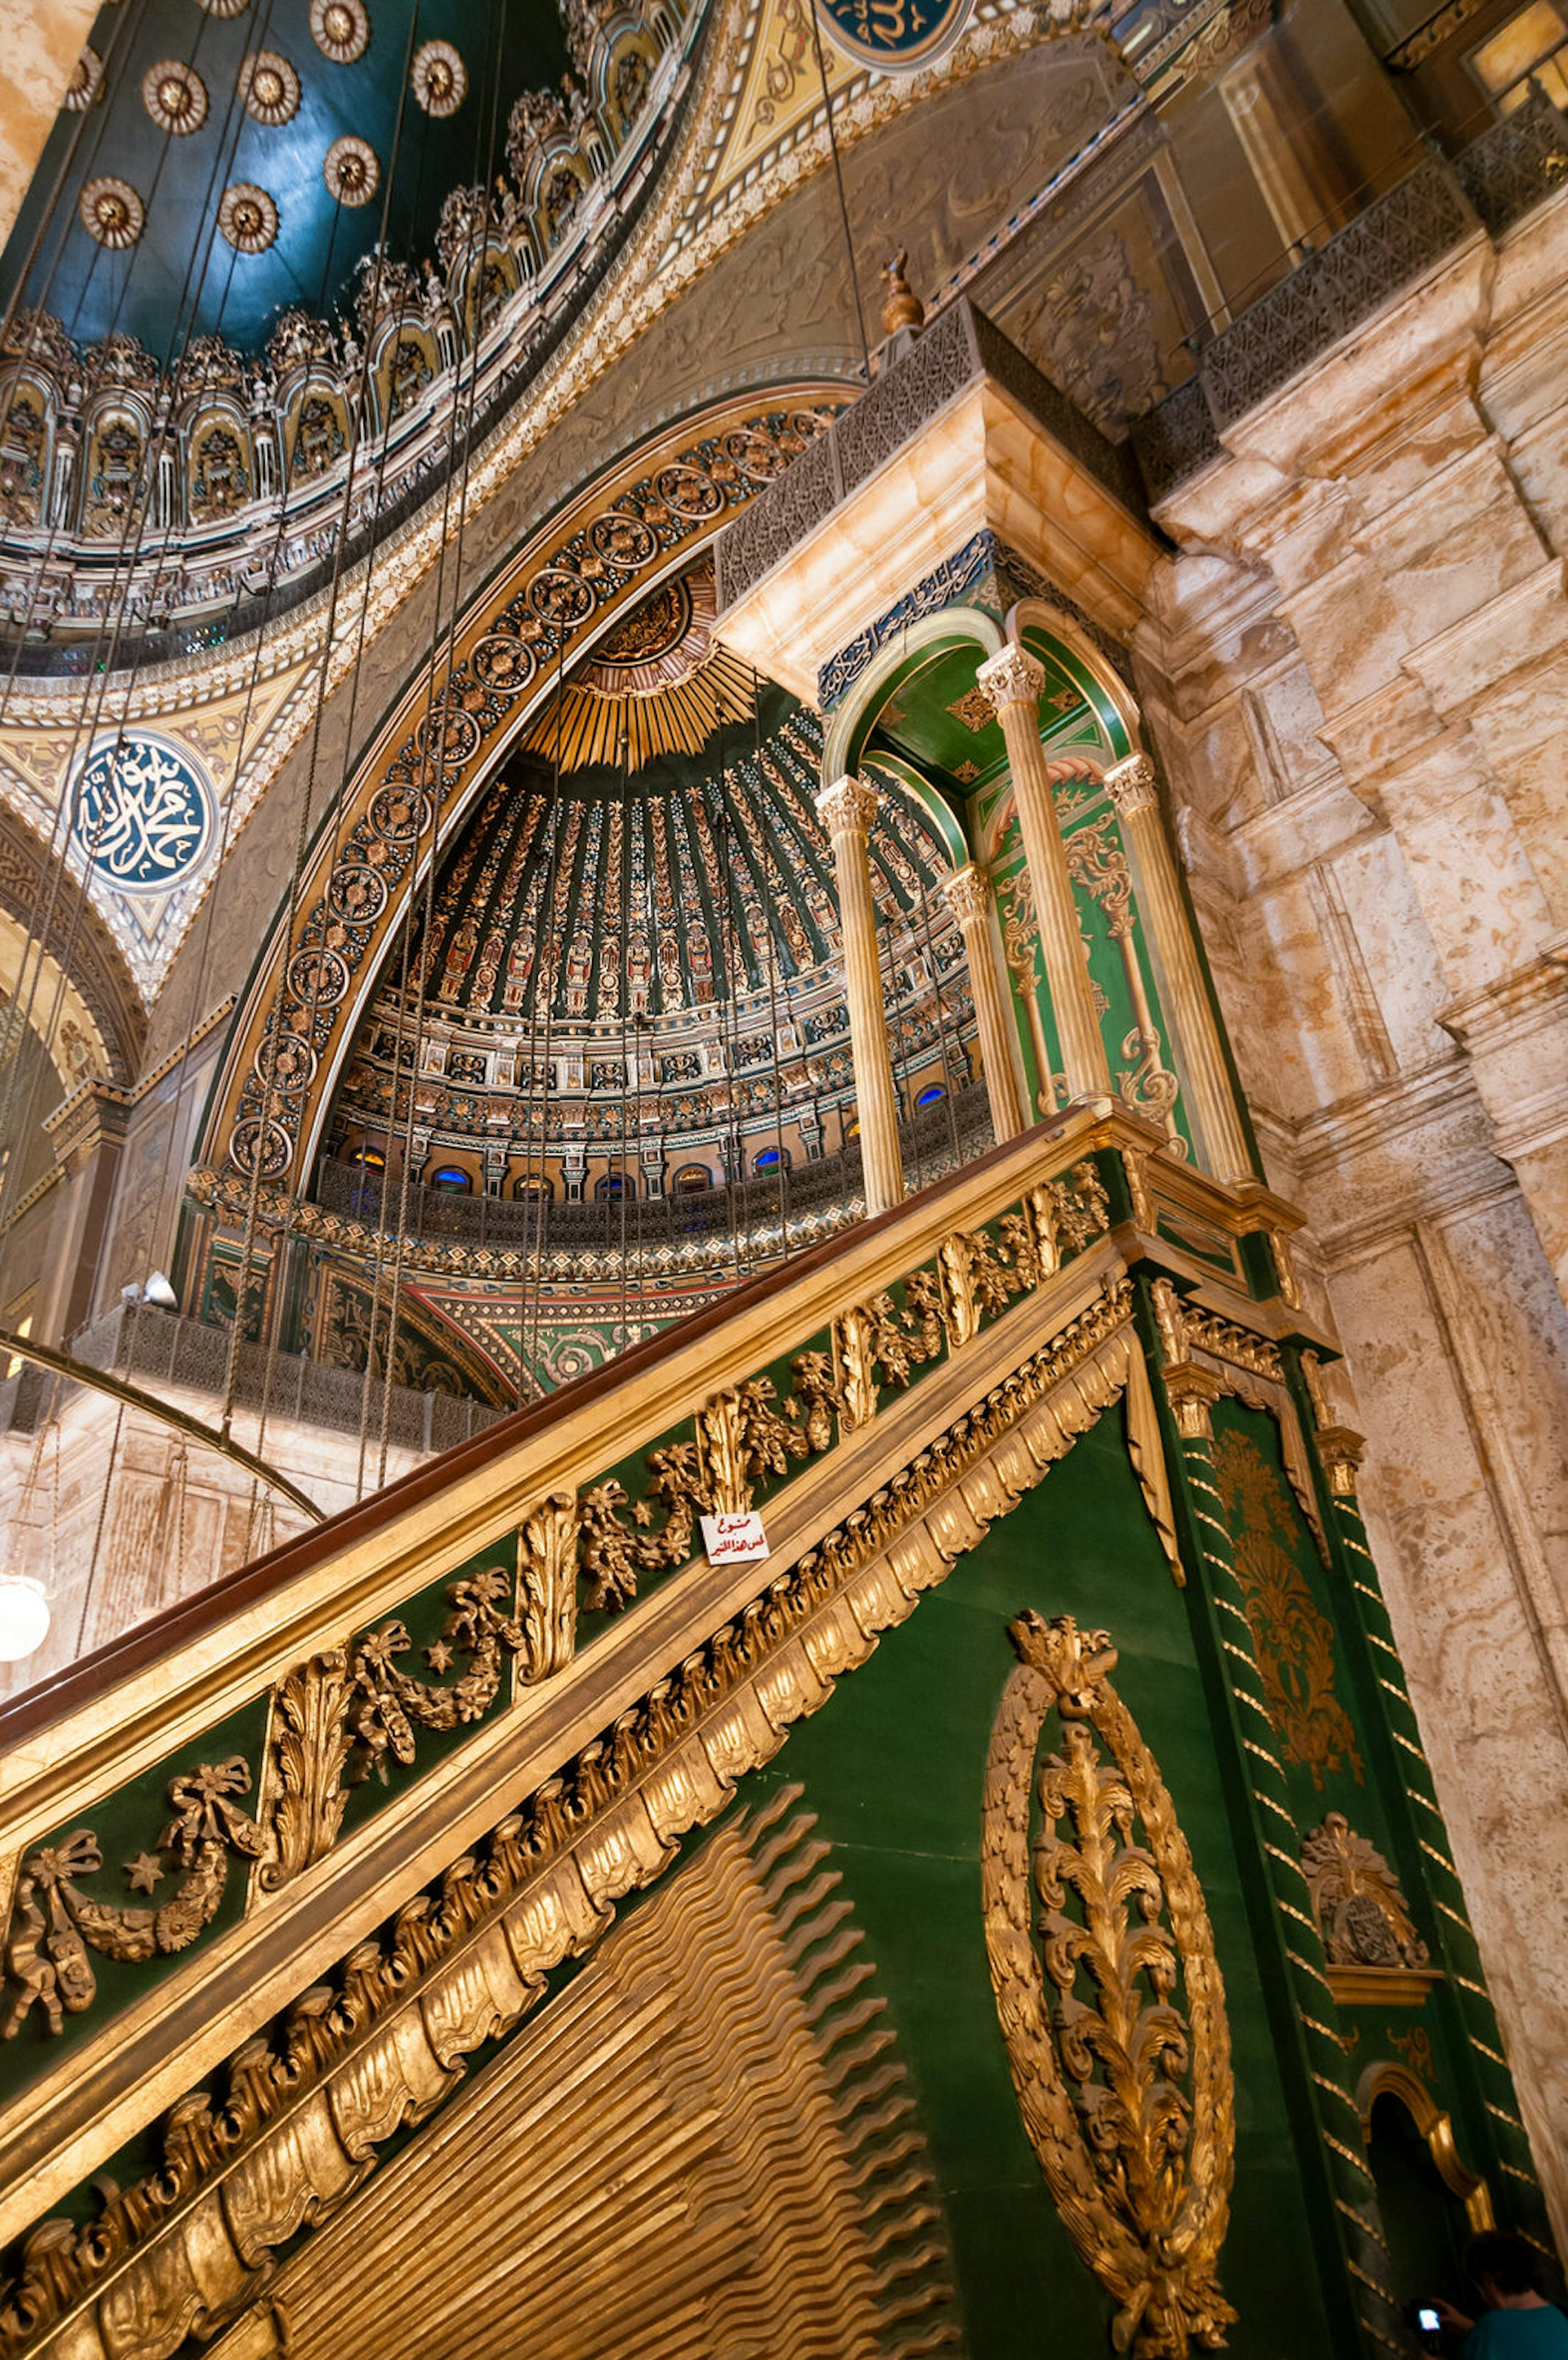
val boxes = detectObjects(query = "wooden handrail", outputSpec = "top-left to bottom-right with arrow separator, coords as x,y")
0,1101 -> 1299,1770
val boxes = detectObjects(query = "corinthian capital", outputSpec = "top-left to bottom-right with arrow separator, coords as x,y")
942,862 -> 993,928
815,773 -> 880,840
1104,753 -> 1158,817
976,642 -> 1046,715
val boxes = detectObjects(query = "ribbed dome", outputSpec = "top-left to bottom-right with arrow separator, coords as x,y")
401,694 -> 954,1032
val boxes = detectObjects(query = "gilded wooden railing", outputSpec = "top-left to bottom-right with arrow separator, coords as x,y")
0,1101 -> 1314,2357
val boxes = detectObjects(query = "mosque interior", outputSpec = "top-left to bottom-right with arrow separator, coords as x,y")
0,0 -> 1565,2352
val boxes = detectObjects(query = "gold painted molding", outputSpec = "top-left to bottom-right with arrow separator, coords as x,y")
216,1791 -> 961,2360
1357,2060 -> 1494,2234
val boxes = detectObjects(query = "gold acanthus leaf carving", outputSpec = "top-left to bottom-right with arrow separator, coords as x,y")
2,1759 -> 265,2039
518,1492 -> 578,1682
982,1612 -> 1236,2357
257,1652 -> 353,1893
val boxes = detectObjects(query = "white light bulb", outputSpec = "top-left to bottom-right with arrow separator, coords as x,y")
0,1577 -> 50,1662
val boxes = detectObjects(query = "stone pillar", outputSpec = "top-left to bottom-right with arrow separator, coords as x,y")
1217,36 -> 1352,265
1104,754 -> 1253,1182
976,643 -> 1111,1101
36,1084 -> 128,1343
816,775 -> 905,1216
942,863 -> 1027,1144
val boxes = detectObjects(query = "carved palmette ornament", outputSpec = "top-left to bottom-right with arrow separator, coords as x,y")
1301,1812 -> 1428,1971
982,1612 -> 1236,2357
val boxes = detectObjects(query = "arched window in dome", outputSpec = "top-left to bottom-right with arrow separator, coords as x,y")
916,1084 -> 946,1109
595,1172 -> 633,1200
753,1146 -> 791,1173
431,1166 -> 472,1192
672,1164 -> 711,1195
511,1173 -> 555,1200
352,1146 -> 385,1169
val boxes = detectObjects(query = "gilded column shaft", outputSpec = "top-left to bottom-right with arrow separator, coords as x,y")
817,775 -> 905,1217
943,864 -> 1027,1144
976,644 -> 1110,1101
1104,754 -> 1253,1182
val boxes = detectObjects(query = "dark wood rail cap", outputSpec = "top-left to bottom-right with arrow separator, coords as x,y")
0,1115 -> 1072,1748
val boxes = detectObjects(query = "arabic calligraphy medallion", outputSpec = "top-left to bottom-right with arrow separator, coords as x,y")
814,0 -> 972,71
71,734 -> 214,894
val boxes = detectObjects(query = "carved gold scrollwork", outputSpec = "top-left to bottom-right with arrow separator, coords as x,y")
1037,1158 -> 1111,1269
254,1561 -> 526,1900
347,1567 -> 524,1784
833,1289 -> 940,1432
982,1612 -> 1236,2357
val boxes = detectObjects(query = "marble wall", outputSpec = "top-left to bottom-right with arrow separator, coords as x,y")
0,0 -> 100,257
1137,178 -> 1568,2242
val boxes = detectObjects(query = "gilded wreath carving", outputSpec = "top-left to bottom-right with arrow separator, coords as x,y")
982,1612 -> 1236,2356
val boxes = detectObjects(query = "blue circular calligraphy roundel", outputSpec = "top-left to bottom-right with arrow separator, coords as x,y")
71,733 -> 215,895
814,0 -> 972,70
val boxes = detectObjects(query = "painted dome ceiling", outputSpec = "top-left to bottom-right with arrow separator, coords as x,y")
403,684 -> 954,1033
3,0 -> 595,363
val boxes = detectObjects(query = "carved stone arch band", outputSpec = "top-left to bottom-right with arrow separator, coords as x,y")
981,1610 -> 1236,2357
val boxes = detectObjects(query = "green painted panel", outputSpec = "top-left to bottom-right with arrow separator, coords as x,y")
749,1414 -> 1337,2358
0,1694 -> 269,2099
336,1527 -> 521,1842
1208,1400 -> 1396,1853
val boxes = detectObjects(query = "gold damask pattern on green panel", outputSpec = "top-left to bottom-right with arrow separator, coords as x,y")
1209,1409 -> 1363,1793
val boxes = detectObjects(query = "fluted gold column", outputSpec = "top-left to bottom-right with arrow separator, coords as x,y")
976,643 -> 1111,1100
1105,753 -> 1253,1181
942,863 -> 1027,1144
816,775 -> 905,1216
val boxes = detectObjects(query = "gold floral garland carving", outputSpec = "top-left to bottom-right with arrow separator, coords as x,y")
982,1612 -> 1236,2357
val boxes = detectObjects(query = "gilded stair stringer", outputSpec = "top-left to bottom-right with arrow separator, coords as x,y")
3,1282 -> 1151,2360
0,1105 -> 1352,2360
215,1790 -> 963,2360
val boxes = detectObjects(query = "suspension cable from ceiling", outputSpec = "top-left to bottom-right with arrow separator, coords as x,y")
372,0 -> 516,1489
0,0 -> 287,1277
251,0 -> 453,1502
233,0 -> 434,1468
806,6 -> 872,386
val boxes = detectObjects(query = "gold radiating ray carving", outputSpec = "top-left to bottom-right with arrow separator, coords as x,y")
982,1613 -> 1236,2357
524,644 -> 759,775
241,1790 -> 962,2360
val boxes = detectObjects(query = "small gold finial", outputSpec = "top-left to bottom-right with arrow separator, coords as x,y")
880,251 -> 924,338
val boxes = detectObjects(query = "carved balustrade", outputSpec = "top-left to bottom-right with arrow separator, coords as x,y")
0,1102 -> 1320,2360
